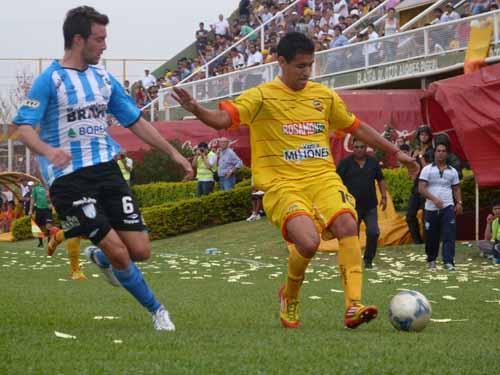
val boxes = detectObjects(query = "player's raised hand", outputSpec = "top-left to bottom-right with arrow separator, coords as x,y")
46,147 -> 72,168
182,163 -> 195,181
397,152 -> 419,179
171,87 -> 198,114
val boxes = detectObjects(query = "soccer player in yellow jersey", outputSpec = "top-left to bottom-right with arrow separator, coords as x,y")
173,32 -> 418,329
48,228 -> 87,280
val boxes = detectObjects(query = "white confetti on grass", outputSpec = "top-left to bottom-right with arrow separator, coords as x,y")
445,286 -> 460,289
54,331 -> 76,339
308,296 -> 322,300
442,295 -> 457,300
431,318 -> 468,323
94,316 -> 120,320
330,289 -> 343,293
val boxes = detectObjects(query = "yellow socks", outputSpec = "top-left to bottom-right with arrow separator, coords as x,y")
66,237 -> 82,273
338,236 -> 363,310
285,244 -> 312,300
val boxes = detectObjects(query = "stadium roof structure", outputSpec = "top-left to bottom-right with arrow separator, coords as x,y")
396,0 -> 435,11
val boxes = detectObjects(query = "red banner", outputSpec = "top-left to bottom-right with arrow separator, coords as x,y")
109,89 -> 425,167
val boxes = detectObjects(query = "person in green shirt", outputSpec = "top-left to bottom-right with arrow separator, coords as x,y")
29,182 -> 52,247
192,142 -> 217,196
478,199 -> 500,263
116,151 -> 133,185
239,20 -> 257,41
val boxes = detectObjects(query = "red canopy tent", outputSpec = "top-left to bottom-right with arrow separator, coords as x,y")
108,121 -> 251,165
422,63 -> 500,187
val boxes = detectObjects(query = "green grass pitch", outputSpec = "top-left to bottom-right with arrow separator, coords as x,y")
1,219 -> 499,374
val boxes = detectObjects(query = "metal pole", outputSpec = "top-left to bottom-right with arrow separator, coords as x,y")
494,12 -> 499,44
424,29 -> 429,55
122,59 -> 126,84
261,26 -> 265,52
475,182 -> 479,242
7,139 -> 13,172
26,149 -> 31,174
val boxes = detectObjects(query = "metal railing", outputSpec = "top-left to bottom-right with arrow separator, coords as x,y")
146,0 -> 394,117
344,0 -> 393,39
142,0 -> 301,114
155,10 -> 499,120
400,0 -> 457,31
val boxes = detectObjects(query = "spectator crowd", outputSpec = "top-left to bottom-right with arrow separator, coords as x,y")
128,0 -> 499,108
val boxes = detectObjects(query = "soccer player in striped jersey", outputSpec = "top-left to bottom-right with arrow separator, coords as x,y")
173,32 -> 419,329
13,6 -> 193,331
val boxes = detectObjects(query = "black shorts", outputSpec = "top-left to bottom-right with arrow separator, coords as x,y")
34,208 -> 52,228
49,161 -> 146,244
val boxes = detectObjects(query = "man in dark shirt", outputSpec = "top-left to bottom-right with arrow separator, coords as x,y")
337,138 -> 388,268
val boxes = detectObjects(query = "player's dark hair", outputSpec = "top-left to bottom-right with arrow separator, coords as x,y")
423,147 -> 434,163
63,6 -> 109,49
434,133 -> 450,147
491,198 -> 500,208
277,32 -> 315,62
434,141 -> 449,152
399,144 -> 410,152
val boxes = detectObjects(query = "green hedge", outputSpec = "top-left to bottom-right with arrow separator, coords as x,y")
11,186 -> 253,242
11,215 -> 32,241
142,186 -> 252,240
382,168 -> 500,212
383,168 -> 414,211
132,166 -> 252,208
132,181 -> 198,207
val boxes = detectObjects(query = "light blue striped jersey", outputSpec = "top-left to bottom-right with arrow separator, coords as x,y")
13,60 -> 140,186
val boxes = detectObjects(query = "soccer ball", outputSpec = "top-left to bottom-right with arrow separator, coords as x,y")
388,290 -> 432,332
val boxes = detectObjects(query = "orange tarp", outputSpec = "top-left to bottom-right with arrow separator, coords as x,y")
316,189 -> 417,252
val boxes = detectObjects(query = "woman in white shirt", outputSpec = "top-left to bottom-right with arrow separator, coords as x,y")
384,8 -> 400,61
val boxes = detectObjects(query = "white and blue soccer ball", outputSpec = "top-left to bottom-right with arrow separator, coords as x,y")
388,290 -> 432,332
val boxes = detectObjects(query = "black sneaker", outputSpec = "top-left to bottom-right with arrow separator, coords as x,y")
364,262 -> 373,269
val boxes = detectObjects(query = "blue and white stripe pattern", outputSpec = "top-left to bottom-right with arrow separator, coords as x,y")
13,60 -> 140,185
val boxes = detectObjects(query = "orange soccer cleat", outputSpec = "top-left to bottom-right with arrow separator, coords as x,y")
47,227 -> 63,256
279,285 -> 300,328
344,303 -> 378,329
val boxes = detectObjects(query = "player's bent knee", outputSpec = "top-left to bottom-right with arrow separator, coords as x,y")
330,213 -> 358,238
295,234 -> 320,257
130,243 -> 151,262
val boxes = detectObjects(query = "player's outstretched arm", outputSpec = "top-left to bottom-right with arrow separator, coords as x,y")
171,87 -> 231,130
17,125 -> 71,168
128,118 -> 194,180
352,123 -> 419,178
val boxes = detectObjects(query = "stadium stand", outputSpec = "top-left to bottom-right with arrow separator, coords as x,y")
134,0 -> 497,113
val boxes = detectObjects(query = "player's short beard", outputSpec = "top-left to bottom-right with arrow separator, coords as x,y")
82,48 -> 99,66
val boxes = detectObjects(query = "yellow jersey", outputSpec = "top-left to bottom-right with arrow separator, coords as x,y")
219,77 -> 360,191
